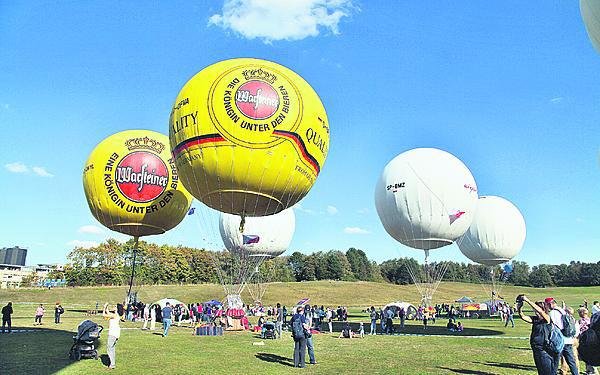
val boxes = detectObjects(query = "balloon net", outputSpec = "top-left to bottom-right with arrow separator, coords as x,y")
405,255 -> 450,307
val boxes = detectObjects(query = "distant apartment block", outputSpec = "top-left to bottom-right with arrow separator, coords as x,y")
0,246 -> 28,266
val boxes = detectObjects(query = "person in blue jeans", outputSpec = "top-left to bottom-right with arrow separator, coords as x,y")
546,298 -> 579,375
517,295 -> 557,375
162,302 -> 173,337
290,306 -> 308,368
369,306 -> 377,335
304,305 -> 316,364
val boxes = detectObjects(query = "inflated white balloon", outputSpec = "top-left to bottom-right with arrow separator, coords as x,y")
458,196 -> 526,266
219,208 -> 295,257
374,148 -> 478,251
581,0 -> 600,53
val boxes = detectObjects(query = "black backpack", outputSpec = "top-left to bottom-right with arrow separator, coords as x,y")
579,313 -> 600,365
291,318 -> 305,340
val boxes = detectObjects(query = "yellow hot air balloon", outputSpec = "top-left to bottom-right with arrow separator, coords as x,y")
169,58 -> 330,218
83,130 -> 192,237
83,130 -> 192,301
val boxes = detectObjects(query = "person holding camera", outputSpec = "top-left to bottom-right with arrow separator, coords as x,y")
103,303 -> 121,370
516,294 -> 557,375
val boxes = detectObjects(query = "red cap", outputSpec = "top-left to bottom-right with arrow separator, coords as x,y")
544,297 -> 555,304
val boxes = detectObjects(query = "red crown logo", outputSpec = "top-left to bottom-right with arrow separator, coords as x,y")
242,68 -> 277,84
124,137 -> 165,154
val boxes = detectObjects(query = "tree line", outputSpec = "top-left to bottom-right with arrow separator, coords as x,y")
48,239 -> 600,289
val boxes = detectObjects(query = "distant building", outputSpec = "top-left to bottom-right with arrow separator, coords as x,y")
0,265 -> 32,289
0,262 -> 65,289
0,246 -> 27,266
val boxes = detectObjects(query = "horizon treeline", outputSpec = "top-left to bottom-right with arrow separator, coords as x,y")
36,239 -> 600,289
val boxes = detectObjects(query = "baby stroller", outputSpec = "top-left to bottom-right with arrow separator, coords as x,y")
262,322 -> 277,339
69,320 -> 103,360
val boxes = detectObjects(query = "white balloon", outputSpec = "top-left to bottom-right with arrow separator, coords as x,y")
219,208 -> 295,257
374,148 -> 478,251
581,0 -> 600,53
458,196 -> 526,266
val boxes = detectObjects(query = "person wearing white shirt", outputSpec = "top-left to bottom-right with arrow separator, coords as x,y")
592,301 -> 600,316
546,297 -> 578,375
103,303 -> 121,370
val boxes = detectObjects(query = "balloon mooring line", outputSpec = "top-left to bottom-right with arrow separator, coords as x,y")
126,236 -> 139,303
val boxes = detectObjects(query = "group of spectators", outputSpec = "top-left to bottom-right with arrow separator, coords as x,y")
519,295 -> 598,375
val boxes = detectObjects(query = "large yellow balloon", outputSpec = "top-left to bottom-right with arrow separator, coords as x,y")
83,130 -> 192,237
169,58 -> 329,217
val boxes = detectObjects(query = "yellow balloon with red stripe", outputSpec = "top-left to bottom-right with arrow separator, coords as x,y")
83,130 -> 193,237
169,58 -> 329,216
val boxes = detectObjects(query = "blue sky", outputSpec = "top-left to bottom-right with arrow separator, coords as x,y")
1,1 -> 599,267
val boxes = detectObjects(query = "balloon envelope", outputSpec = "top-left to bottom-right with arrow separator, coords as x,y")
374,148 -> 478,250
458,196 -> 526,266
83,130 -> 192,237
581,0 -> 600,53
169,58 -> 330,217
219,208 -> 295,257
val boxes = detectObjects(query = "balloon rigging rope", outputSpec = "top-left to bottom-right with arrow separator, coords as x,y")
407,161 -> 448,215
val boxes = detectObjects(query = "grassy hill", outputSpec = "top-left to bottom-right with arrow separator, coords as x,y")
1,280 -> 597,309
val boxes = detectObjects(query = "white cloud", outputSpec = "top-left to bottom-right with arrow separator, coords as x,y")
576,217 -> 585,223
344,226 -> 370,234
357,208 -> 370,215
32,166 -> 54,177
293,203 -> 317,215
209,0 -> 357,43
5,162 -> 29,173
550,97 -> 563,104
78,225 -> 105,235
326,205 -> 338,215
67,240 -> 99,249
5,162 -> 53,177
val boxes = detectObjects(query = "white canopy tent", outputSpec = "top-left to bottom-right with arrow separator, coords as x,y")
383,302 -> 418,320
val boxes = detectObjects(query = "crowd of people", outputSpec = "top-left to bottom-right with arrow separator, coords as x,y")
518,295 -> 598,375
6,294 -> 600,373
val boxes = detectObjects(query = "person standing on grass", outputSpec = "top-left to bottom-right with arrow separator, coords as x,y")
505,304 -> 515,328
369,306 -> 377,335
142,303 -> 150,330
559,306 -> 580,375
54,302 -> 64,324
162,302 -> 173,337
2,302 -> 13,333
546,297 -> 578,375
385,307 -> 394,334
304,305 -> 316,365
517,295 -> 557,375
103,303 -> 121,370
34,304 -> 45,325
275,303 -> 283,339
326,307 -> 333,334
150,304 -> 156,331
399,307 -> 406,329
290,306 -> 309,368
577,307 -> 597,375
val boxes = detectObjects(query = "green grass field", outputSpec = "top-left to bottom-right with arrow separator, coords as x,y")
1,281 -> 598,374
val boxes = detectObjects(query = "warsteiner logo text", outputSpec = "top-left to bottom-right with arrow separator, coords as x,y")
235,80 -> 279,120
114,151 -> 169,204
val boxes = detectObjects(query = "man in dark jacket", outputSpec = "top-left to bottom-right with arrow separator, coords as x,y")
2,302 -> 13,333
